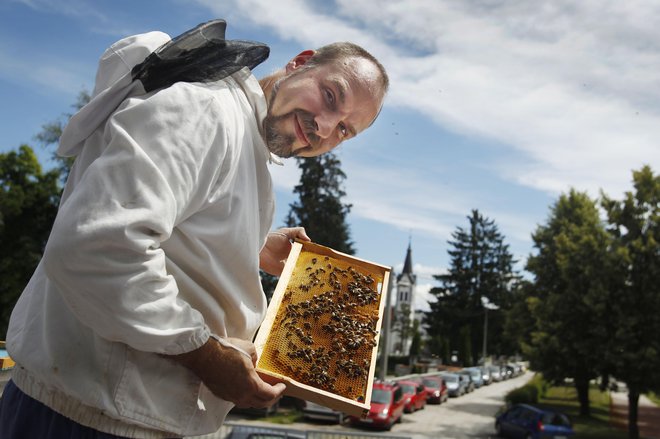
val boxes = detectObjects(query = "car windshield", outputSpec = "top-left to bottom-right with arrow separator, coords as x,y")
371,388 -> 392,404
400,384 -> 416,393
422,379 -> 440,388
442,375 -> 458,383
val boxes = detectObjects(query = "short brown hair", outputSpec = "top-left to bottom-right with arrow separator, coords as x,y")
307,42 -> 389,95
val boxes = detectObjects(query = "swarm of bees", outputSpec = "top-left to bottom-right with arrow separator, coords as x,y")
259,251 -> 383,401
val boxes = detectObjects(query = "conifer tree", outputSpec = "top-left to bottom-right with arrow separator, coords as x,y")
261,152 -> 355,301
424,210 -> 517,365
285,152 -> 355,255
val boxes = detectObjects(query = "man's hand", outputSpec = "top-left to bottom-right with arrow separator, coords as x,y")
169,337 -> 285,409
259,227 -> 311,276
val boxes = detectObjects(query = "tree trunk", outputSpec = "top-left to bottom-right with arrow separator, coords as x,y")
574,377 -> 591,416
628,386 -> 640,439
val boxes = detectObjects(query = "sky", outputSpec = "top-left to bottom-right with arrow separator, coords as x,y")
2,0 -> 659,311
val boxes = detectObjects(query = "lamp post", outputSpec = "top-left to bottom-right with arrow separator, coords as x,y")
481,296 -> 499,364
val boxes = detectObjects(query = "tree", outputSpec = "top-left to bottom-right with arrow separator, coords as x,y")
0,146 -> 61,338
261,152 -> 355,302
601,165 -> 660,439
391,303 -> 414,355
424,209 -> 517,365
285,153 -> 354,254
502,280 -> 537,357
525,189 -> 612,416
408,319 -> 422,364
0,90 -> 90,338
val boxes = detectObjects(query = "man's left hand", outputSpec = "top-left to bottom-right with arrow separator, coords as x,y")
259,227 -> 310,276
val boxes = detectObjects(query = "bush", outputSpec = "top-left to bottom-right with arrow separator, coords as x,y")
528,373 -> 550,399
506,384 -> 539,405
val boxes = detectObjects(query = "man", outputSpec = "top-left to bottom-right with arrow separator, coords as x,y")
0,21 -> 388,439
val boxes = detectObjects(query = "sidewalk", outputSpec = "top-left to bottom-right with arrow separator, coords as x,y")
610,391 -> 660,439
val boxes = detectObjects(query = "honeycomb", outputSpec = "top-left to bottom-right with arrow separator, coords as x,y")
258,248 -> 384,402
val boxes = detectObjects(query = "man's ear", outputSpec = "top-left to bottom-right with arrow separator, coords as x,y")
285,50 -> 315,73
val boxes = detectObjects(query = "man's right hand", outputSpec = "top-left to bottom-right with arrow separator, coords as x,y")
169,336 -> 285,408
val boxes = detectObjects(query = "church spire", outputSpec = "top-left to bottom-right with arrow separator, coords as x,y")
402,240 -> 413,275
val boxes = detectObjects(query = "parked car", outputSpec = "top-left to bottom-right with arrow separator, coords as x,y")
464,367 -> 485,388
348,380 -> 405,430
439,372 -> 465,397
223,425 -> 306,439
477,366 -> 491,385
456,369 -> 476,392
507,363 -> 523,377
495,404 -> 574,439
503,364 -> 519,379
398,379 -> 428,412
302,400 -> 345,423
420,375 -> 448,404
488,365 -> 504,382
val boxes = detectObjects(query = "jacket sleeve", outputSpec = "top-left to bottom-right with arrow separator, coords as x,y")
43,82 -> 232,355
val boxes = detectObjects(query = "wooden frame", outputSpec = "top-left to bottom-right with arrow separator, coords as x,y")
254,241 -> 391,417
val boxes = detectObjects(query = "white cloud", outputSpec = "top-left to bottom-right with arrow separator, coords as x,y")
204,0 -> 660,201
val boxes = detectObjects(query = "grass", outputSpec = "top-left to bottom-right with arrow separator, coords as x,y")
648,391 -> 660,406
259,407 -> 304,424
532,378 -> 627,439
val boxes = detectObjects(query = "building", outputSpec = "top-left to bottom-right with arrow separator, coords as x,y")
387,242 -> 417,356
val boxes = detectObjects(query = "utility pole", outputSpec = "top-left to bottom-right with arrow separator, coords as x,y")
482,306 -> 488,363
378,268 -> 394,380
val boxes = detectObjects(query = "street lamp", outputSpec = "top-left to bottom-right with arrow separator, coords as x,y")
481,296 -> 499,364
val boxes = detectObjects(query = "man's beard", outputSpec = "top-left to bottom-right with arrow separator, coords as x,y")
263,109 -> 318,158
262,78 -> 319,158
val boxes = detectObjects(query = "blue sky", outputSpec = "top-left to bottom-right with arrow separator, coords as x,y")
2,0 -> 659,310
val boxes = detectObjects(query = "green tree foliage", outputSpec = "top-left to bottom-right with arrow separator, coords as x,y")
0,146 -> 61,338
424,209 -> 517,365
261,152 -> 355,301
601,165 -> 660,439
408,319 -> 422,363
285,152 -> 354,254
391,303 -> 414,355
502,280 -> 537,356
525,189 -> 612,416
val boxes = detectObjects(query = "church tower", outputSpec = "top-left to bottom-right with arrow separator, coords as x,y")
389,241 -> 417,355
395,242 -> 416,312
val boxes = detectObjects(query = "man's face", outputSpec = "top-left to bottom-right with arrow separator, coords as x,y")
263,55 -> 382,158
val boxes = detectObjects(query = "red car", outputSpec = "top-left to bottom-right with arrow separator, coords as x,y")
420,375 -> 448,404
348,380 -> 405,430
398,379 -> 427,413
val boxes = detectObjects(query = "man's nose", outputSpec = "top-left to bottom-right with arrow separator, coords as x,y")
314,111 -> 339,139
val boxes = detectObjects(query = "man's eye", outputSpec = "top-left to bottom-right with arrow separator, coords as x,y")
338,123 -> 348,137
325,89 -> 335,105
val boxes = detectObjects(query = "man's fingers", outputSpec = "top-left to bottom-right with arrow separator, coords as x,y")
234,382 -> 285,409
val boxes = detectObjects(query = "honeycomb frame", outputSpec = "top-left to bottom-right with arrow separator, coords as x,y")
255,240 -> 391,417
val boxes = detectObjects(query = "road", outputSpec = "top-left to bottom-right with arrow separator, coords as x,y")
384,371 -> 532,439
216,371 -> 533,439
